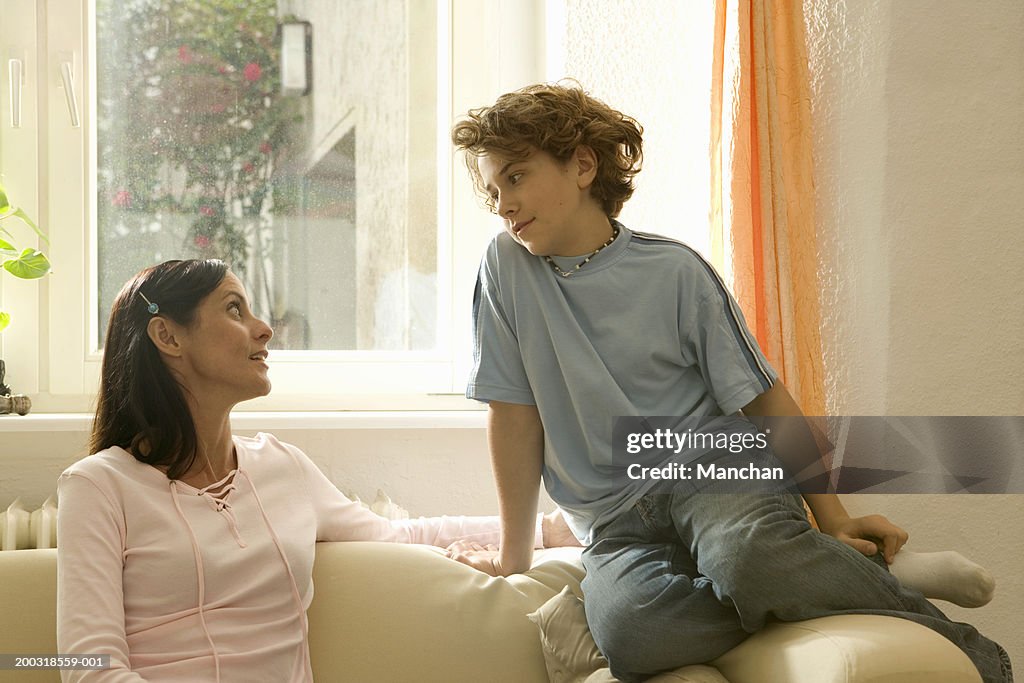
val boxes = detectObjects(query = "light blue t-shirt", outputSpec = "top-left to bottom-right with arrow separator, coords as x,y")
467,223 -> 777,543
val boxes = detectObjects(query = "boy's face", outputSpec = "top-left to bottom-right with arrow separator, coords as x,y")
477,147 -> 605,257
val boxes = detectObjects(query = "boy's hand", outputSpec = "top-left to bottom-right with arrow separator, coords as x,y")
448,548 -> 504,576
825,514 -> 909,564
445,540 -> 498,554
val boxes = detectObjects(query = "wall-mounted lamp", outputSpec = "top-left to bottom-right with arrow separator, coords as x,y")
279,20 -> 312,96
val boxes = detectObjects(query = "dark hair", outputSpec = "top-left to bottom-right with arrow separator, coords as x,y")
90,259 -> 229,480
451,82 -> 644,217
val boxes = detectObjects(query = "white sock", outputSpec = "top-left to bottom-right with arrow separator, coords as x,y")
889,549 -> 995,607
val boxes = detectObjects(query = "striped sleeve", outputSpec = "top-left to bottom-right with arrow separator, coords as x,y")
680,250 -> 776,414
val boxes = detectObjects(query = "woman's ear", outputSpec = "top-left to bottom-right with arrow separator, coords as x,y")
573,146 -> 599,190
146,317 -> 183,358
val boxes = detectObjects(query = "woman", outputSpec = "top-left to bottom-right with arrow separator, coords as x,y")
57,259 -> 569,682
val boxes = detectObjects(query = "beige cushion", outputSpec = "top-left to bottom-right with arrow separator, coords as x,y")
712,615 -> 983,683
525,586 -> 729,683
307,542 -> 582,683
649,668 -> 731,683
527,585 -> 609,682
524,581 -> 734,683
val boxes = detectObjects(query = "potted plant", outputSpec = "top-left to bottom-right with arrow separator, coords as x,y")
0,180 -> 51,415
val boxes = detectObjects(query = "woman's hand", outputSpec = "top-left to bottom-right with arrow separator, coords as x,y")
825,514 -> 909,564
541,510 -> 583,548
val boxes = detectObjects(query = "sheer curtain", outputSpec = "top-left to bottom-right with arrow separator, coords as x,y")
710,0 -> 825,415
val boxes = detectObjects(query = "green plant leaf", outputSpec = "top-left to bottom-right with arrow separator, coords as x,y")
0,178 -> 48,244
9,208 -> 49,245
2,248 -> 51,279
0,311 -> 9,333
0,237 -> 16,254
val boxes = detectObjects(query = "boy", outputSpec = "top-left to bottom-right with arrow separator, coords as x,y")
451,83 -> 1011,682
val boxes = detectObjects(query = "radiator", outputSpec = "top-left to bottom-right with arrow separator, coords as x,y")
1,497 -> 57,551
0,489 -> 404,551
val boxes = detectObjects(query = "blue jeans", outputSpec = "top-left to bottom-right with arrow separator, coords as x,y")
581,456 -> 1012,682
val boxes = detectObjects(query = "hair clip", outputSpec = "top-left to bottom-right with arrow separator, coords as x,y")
139,292 -> 160,315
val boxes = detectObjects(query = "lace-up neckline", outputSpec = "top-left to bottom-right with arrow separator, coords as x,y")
188,470 -> 238,499
176,471 -> 245,548
172,460 -> 238,495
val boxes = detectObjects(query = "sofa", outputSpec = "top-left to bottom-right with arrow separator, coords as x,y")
0,543 -> 982,683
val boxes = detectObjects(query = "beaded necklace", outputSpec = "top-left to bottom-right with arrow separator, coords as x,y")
544,225 -> 620,278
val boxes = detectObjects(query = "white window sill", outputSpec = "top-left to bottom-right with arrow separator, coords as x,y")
0,410 -> 488,433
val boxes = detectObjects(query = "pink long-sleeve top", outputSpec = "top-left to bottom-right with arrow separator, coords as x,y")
57,432 -> 541,682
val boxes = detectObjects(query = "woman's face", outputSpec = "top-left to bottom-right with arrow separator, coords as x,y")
173,272 -> 274,407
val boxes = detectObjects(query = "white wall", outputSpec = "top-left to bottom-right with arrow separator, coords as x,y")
806,0 -> 1024,666
0,420 -> 551,518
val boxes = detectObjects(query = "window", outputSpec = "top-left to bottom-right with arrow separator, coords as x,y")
0,0 -> 516,409
95,1 -> 440,354
1,0 -> 714,411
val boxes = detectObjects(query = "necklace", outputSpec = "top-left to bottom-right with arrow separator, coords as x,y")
545,225 -> 620,278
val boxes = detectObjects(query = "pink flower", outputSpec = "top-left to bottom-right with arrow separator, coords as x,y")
242,162 -> 255,173
178,45 -> 192,65
211,103 -> 226,113
243,62 -> 262,82
111,190 -> 131,208
194,235 -> 211,248
199,206 -> 215,217
259,141 -> 272,154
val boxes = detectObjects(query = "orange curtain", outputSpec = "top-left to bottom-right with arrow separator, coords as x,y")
710,0 -> 825,416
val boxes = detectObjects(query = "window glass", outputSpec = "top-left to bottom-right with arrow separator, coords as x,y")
95,0 -> 437,351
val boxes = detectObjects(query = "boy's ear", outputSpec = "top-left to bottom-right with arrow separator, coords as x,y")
573,146 -> 599,190
146,317 -> 184,358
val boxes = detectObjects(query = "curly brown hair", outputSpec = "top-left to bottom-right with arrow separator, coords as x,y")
451,82 -> 644,218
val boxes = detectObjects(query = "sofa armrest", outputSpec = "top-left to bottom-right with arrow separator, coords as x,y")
711,614 -> 983,683
307,542 -> 566,683
0,549 -> 59,683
